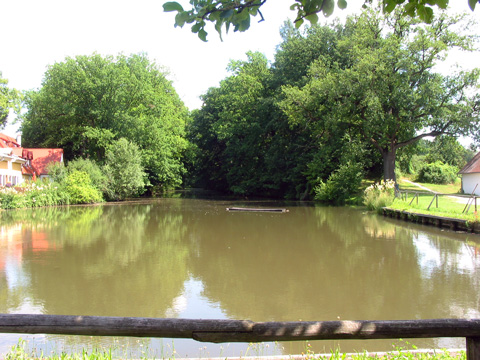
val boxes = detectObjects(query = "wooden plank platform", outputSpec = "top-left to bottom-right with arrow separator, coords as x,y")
226,207 -> 289,213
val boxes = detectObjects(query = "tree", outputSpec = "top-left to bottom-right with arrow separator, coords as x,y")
103,138 -> 147,201
424,136 -> 471,168
280,9 -> 480,182
189,22 -> 382,199
21,53 -> 189,190
189,52 -> 274,195
163,0 -> 479,41
0,72 -> 21,128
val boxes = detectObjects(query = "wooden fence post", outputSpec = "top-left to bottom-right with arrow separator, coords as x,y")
467,337 -> 480,360
428,194 -> 436,210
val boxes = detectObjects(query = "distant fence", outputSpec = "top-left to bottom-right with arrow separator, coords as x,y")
0,315 -> 479,359
397,190 -> 478,213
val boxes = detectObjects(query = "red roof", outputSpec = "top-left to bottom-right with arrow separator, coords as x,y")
0,133 -> 21,148
459,152 -> 480,174
12,147 -> 64,176
1,132 -> 63,177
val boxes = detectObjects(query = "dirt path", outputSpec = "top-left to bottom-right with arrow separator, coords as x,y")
401,179 -> 436,192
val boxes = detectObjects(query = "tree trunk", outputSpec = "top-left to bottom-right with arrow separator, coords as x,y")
383,149 -> 396,182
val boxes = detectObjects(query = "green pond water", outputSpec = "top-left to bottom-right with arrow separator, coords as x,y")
0,197 -> 479,358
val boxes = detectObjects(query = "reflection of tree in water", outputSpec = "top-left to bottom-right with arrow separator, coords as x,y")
2,200 -> 480,356
190,205 -> 480,323
409,229 -> 480,318
7,202 -> 190,318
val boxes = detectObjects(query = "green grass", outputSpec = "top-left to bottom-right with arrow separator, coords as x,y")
398,178 -> 462,194
388,178 -> 478,223
4,340 -> 467,360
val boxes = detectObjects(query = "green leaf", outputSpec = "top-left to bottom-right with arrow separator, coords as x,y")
209,11 -> 221,22
383,1 -> 397,13
191,22 -> 202,33
220,9 -> 234,19
235,8 -> 249,21
404,2 -> 416,17
294,18 -> 304,28
163,2 -> 184,12
322,0 -> 335,16
215,20 -> 224,41
236,16 -> 251,32
424,7 -> 434,22
417,5 -> 434,23
434,0 -> 448,9
174,11 -> 189,27
468,0 -> 478,10
337,0 -> 347,10
305,13 -> 319,23
198,29 -> 208,42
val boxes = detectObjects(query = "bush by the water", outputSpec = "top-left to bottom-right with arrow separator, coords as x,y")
416,161 -> 458,184
103,138 -> 146,201
0,182 -> 70,210
315,161 -> 364,204
63,171 -> 103,204
363,179 -> 396,211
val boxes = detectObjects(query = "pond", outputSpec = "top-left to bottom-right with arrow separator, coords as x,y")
1,197 -> 479,358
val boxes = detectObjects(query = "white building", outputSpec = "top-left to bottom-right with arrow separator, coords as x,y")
459,152 -> 480,195
0,148 -> 27,186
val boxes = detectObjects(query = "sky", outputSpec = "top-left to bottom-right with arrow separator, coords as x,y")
0,0 -> 479,139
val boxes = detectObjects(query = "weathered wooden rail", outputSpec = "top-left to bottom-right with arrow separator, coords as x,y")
0,315 -> 479,359
397,190 -> 478,213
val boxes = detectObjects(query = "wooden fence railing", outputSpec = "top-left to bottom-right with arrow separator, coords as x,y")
396,190 -> 478,213
0,315 -> 479,359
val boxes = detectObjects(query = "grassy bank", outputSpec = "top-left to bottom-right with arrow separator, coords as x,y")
386,179 -> 479,224
3,340 -> 467,360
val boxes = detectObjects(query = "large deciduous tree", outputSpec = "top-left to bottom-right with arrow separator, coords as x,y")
163,0 -> 479,41
0,72 -> 21,128
189,52 -> 275,195
21,53 -> 189,190
281,9 -> 480,182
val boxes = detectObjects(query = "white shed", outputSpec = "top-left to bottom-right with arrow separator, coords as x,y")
459,152 -> 480,195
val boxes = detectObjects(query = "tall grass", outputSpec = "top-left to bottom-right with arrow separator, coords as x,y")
363,180 -> 396,211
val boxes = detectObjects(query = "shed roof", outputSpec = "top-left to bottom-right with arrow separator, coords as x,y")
459,152 -> 480,174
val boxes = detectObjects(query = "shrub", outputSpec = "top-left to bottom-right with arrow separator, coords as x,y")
416,161 -> 458,184
314,161 -> 364,204
103,138 -> 146,201
0,182 -> 70,210
0,187 -> 25,209
46,162 -> 67,183
63,171 -> 103,204
363,179 -> 396,211
67,158 -> 108,194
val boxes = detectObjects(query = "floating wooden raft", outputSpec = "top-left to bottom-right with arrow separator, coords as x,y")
226,207 -> 289,213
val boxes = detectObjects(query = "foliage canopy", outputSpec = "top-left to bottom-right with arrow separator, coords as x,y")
21,53 -> 189,190
190,8 -> 479,200
163,0 -> 480,41
280,9 -> 480,182
0,72 -> 21,128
